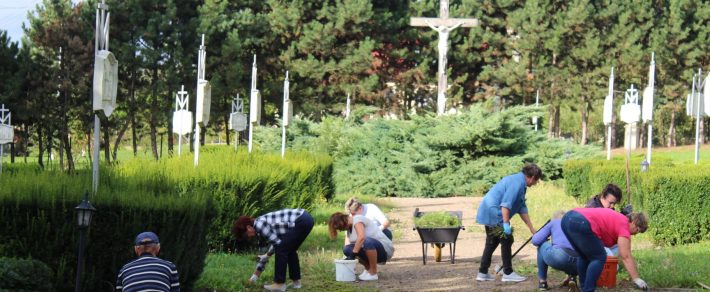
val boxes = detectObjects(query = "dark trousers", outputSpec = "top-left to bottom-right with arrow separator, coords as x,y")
479,225 -> 515,275
273,211 -> 314,283
561,211 -> 607,292
382,228 -> 393,240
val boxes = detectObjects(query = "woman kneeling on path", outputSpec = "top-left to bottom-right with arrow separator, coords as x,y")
232,208 -> 314,292
328,212 -> 394,281
561,208 -> 649,292
532,211 -> 579,290
345,197 -> 393,240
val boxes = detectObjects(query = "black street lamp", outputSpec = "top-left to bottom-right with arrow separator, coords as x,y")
74,192 -> 96,292
640,160 -> 649,172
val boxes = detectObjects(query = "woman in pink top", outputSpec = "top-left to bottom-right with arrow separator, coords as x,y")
560,208 -> 649,292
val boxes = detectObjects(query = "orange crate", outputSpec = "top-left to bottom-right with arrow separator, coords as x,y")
596,256 -> 618,288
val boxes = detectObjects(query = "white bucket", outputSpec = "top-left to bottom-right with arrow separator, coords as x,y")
334,259 -> 357,282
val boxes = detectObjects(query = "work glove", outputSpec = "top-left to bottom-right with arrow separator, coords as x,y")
622,204 -> 634,215
344,254 -> 357,260
503,222 -> 512,235
633,278 -> 648,289
257,254 -> 270,264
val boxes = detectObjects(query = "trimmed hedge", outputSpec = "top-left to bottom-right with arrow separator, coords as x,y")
0,166 -> 213,291
0,257 -> 53,291
0,147 -> 334,291
563,158 -> 709,245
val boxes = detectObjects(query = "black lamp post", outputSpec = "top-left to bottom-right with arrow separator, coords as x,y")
640,160 -> 649,172
74,192 -> 96,292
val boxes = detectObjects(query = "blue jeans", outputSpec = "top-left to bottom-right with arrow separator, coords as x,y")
561,211 -> 607,292
343,238 -> 388,264
537,241 -> 578,280
273,211 -> 314,284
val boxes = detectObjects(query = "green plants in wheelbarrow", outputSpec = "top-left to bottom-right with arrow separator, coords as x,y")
412,209 -> 464,264
414,212 -> 460,228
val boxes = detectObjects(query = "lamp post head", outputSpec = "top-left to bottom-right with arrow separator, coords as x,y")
640,160 -> 649,172
75,192 -> 97,229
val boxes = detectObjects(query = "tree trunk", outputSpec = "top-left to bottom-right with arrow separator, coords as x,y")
112,118 -> 130,161
130,71 -> 138,157
225,114 -> 230,146
699,116 -> 705,144
46,125 -> 52,166
667,108 -> 676,147
167,89 -> 174,155
62,128 -> 74,172
58,134 -> 64,170
10,143 -> 14,163
37,124 -> 44,168
580,98 -> 588,145
149,68 -> 159,160
23,124 -> 28,163
103,117 -> 111,164
548,103 -> 560,138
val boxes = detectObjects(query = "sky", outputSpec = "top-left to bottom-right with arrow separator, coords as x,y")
0,0 -> 43,44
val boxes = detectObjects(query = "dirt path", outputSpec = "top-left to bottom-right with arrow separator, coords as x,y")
360,197 -> 568,291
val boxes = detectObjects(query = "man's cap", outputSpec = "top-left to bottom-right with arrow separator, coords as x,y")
134,231 -> 160,245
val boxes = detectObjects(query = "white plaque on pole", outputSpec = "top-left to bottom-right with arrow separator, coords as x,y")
173,110 -> 192,135
196,80 -> 211,126
229,113 -> 247,131
620,85 -> 641,124
250,89 -> 261,124
642,86 -> 653,122
92,50 -> 118,117
704,73 -> 710,116
0,105 -> 11,145
0,125 -> 12,145
283,100 -> 293,126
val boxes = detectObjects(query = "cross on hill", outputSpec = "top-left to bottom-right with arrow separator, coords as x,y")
411,0 -> 478,116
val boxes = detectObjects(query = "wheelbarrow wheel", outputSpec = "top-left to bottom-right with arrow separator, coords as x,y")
432,243 -> 445,262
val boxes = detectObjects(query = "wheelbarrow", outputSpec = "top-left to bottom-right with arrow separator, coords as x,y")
412,208 -> 465,265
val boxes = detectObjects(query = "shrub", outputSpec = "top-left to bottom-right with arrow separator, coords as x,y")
272,105 -> 599,197
0,257 -> 53,291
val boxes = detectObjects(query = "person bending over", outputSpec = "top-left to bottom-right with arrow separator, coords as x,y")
476,163 -> 542,283
232,208 -> 314,292
561,208 -> 649,292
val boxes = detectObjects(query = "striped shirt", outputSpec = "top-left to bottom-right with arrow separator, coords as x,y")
115,254 -> 180,292
254,208 -> 305,246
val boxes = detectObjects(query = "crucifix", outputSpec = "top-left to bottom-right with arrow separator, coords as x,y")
411,0 -> 478,116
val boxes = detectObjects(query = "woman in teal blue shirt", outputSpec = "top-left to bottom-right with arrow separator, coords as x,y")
475,163 -> 541,283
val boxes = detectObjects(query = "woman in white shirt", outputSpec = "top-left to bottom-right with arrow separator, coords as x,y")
328,212 -> 394,281
345,197 -> 392,240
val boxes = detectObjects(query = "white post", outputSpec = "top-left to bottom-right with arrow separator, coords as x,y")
281,125 -> 286,158
92,115 -> 99,193
194,126 -> 200,167
0,146 -> 3,174
281,71 -> 289,159
604,67 -> 615,160
178,134 -> 182,156
607,125 -> 612,160
694,69 -> 702,165
345,93 -> 351,119
647,124 -> 652,164
248,125 -> 253,153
